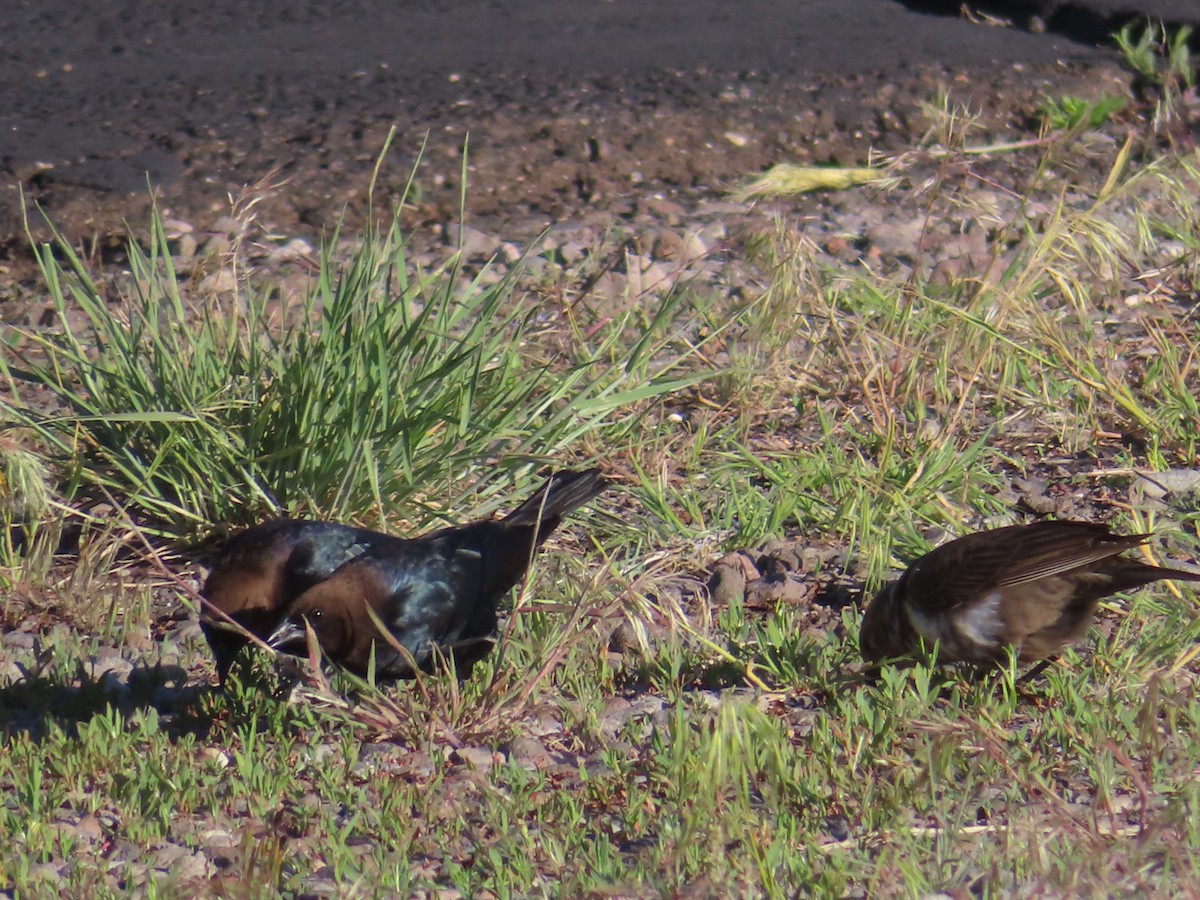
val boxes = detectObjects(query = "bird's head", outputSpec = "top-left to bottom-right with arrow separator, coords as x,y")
267,595 -> 352,659
858,580 -> 907,665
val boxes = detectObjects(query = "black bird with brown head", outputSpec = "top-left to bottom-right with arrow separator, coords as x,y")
201,519 -> 406,684
267,468 -> 608,678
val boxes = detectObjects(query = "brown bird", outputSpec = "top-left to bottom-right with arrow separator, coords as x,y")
859,521 -> 1200,670
266,468 -> 608,679
201,520 -> 406,684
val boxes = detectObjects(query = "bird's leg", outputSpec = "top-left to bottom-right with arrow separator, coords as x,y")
1017,657 -> 1057,684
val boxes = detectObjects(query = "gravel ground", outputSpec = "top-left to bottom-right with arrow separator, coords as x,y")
0,0 -> 1184,255
3,3 -> 1193,321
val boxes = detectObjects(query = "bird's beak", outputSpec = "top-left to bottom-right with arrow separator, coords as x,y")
266,619 -> 307,651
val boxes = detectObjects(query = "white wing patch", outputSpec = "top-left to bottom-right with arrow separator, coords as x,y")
905,602 -> 947,644
956,590 -> 1005,646
455,548 -> 483,560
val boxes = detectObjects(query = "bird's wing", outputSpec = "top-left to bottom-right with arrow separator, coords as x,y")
901,521 -> 1146,614
361,536 -> 487,645
292,523 -> 408,581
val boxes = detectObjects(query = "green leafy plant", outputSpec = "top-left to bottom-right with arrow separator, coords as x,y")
1114,22 -> 1195,133
1037,93 -> 1128,132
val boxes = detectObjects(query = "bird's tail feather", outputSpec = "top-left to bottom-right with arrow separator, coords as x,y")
1159,565 -> 1200,582
1109,558 -> 1200,593
505,468 -> 607,536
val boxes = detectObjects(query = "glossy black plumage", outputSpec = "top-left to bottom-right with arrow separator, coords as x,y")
859,521 -> 1200,669
201,519 -> 405,684
266,468 -> 608,679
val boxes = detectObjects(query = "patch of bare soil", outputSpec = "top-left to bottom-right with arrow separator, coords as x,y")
0,0 -> 1150,260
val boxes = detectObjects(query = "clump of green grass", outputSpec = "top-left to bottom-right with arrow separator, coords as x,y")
0,183 -> 713,540
1115,21 -> 1194,135
0,416 -> 53,570
1037,93 -> 1128,132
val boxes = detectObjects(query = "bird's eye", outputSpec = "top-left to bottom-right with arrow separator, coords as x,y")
311,609 -> 323,620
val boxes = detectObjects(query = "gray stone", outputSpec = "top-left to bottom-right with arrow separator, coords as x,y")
2,631 -> 36,650
451,746 -> 504,769
507,736 -> 551,770
444,223 -> 498,259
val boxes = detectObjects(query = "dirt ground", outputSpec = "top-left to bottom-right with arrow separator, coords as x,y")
2,0 -> 1191,269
